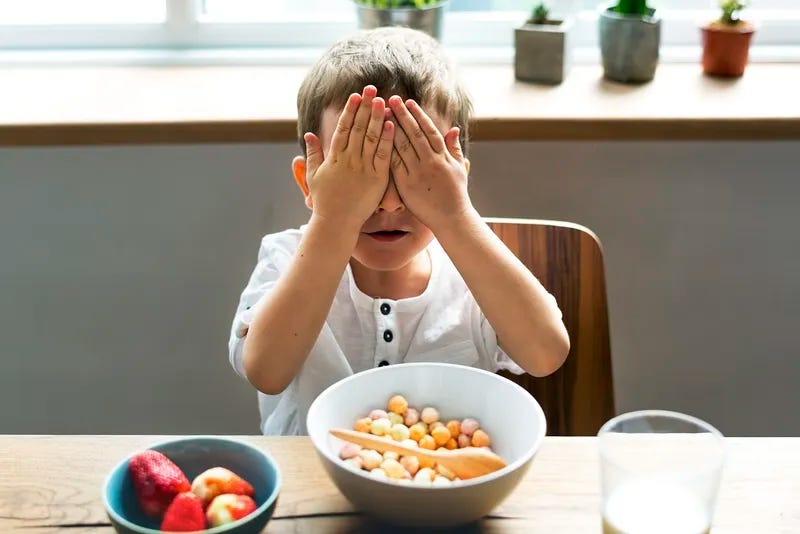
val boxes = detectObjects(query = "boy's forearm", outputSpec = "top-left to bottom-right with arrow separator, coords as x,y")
433,209 -> 570,377
243,215 -> 359,394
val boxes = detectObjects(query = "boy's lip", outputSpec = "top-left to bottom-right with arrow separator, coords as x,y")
363,228 -> 410,243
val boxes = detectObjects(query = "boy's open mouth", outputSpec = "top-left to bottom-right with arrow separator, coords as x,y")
366,230 -> 409,242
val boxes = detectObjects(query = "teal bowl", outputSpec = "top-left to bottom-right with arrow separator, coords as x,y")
102,437 -> 281,534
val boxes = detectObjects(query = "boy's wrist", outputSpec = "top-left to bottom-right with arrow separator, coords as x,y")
427,205 -> 483,242
307,212 -> 362,248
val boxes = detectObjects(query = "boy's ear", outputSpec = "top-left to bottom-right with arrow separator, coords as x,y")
291,156 -> 313,210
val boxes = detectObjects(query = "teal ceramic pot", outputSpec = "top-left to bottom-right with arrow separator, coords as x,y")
599,6 -> 661,83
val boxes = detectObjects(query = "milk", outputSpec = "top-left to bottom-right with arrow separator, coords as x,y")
602,481 -> 711,534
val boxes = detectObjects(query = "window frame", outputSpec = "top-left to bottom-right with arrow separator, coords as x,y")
0,0 -> 798,63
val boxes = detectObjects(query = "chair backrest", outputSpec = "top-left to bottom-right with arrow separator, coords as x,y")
486,218 -> 614,436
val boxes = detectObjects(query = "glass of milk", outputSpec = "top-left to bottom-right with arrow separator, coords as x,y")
598,410 -> 725,534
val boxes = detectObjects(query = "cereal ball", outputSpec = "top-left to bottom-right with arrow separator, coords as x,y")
370,468 -> 388,479
370,417 -> 392,436
429,421 -> 445,432
369,409 -> 389,421
421,407 -> 440,425
387,395 -> 408,415
358,449 -> 383,470
339,442 -> 362,460
457,434 -> 472,448
383,451 -> 399,462
381,458 -> 407,479
431,425 -> 451,446
343,457 -> 363,470
390,423 -> 410,442
436,463 -> 456,480
445,438 -> 458,450
408,422 -> 428,442
446,420 -> 461,437
432,475 -> 452,487
414,467 -> 436,483
400,438 -> 418,449
354,417 -> 372,434
399,455 -> 420,476
387,412 -> 404,426
418,455 -> 437,469
471,429 -> 491,448
404,408 -> 420,427
460,418 -> 480,437
418,434 -> 437,450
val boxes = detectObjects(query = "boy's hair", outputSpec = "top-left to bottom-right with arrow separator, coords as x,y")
297,27 -> 473,156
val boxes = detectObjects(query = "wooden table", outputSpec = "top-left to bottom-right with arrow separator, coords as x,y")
1,436 -> 797,533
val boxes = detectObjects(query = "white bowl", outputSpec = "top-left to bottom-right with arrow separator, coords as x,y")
306,362 -> 546,528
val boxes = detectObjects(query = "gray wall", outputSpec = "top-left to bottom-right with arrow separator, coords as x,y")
1,141 -> 798,436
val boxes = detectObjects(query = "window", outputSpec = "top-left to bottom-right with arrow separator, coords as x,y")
0,0 -> 798,60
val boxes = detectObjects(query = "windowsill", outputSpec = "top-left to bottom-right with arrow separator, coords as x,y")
1,60 -> 799,146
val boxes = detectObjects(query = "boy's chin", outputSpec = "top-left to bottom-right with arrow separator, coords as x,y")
350,253 -> 417,272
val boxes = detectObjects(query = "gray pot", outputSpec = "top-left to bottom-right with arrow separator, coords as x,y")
514,19 -> 573,85
354,1 -> 448,41
599,7 -> 660,83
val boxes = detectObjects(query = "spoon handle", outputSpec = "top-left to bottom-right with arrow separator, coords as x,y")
330,428 -> 440,460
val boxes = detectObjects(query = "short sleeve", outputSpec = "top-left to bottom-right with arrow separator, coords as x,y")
228,231 -> 300,379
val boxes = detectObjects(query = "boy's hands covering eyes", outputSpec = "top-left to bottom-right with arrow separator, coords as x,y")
303,85 -> 395,231
387,96 -> 471,232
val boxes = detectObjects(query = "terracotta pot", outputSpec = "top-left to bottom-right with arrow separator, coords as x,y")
701,21 -> 755,77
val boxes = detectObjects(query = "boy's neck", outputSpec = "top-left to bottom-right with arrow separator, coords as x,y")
349,251 -> 432,300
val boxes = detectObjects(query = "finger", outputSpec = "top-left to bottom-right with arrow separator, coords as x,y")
329,93 -> 362,154
373,120 -> 394,175
387,95 -> 424,158
392,115 -> 417,167
349,85 -> 378,156
304,132 -> 324,176
405,99 -> 446,154
444,127 -> 465,163
390,149 -> 409,183
363,96 -> 386,160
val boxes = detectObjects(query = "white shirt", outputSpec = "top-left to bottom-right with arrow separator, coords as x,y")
229,226 -> 556,435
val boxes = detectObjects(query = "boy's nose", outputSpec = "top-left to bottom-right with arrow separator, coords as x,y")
377,178 -> 404,213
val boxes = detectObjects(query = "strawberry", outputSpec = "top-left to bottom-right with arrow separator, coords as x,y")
191,467 -> 254,506
127,450 -> 191,519
206,493 -> 258,527
160,491 -> 206,532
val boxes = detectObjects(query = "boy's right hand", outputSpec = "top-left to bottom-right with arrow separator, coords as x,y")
303,86 -> 395,233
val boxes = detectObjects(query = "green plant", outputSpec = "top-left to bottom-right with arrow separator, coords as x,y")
354,0 -> 441,7
612,0 -> 649,16
719,0 -> 748,24
529,2 -> 550,24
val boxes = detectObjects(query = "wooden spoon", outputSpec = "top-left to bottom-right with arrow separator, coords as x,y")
330,428 -> 507,480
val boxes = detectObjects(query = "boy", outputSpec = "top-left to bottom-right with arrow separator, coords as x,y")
229,27 -> 569,435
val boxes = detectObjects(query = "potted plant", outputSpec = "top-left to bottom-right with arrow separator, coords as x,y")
701,1 -> 755,77
598,0 -> 661,83
514,2 -> 573,85
353,0 -> 450,41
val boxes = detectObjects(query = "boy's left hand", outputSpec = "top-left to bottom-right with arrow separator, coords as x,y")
387,96 -> 472,232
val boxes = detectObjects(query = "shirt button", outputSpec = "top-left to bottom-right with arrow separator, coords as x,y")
383,329 -> 393,343
378,360 -> 390,367
380,303 -> 391,315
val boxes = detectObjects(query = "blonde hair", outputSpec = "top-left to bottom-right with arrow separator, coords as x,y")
297,27 -> 473,156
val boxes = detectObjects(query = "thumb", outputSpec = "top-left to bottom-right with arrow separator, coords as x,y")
303,132 -> 324,175
444,127 -> 464,162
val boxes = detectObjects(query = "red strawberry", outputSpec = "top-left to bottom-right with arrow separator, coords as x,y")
206,493 -> 258,527
191,467 -> 254,506
128,450 -> 191,519
160,491 -> 206,532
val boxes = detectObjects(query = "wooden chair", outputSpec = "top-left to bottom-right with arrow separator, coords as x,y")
486,218 -> 614,436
